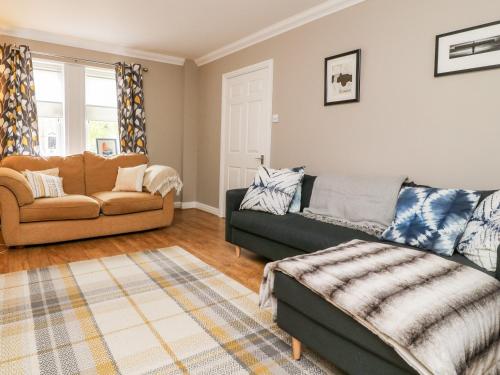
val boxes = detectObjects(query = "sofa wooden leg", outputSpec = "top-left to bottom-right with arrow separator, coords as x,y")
235,246 -> 241,257
292,337 -> 301,360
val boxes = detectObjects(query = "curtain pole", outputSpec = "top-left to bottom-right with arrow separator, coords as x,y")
9,46 -> 149,72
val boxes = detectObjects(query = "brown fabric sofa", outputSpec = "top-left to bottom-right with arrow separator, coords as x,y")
0,152 -> 175,247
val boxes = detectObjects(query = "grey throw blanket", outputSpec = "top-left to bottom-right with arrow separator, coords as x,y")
260,240 -> 500,375
299,211 -> 385,237
304,174 -> 407,229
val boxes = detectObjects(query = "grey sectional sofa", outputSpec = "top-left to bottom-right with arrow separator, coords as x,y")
225,175 -> 499,375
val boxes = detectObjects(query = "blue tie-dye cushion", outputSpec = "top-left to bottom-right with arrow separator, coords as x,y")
381,187 -> 480,256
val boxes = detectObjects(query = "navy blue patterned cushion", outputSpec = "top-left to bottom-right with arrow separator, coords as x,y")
381,187 -> 481,255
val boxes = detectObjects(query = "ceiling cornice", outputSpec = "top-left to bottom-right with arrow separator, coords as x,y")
0,26 -> 186,66
194,0 -> 366,66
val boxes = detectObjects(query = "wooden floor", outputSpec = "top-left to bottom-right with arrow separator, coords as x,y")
0,209 -> 268,293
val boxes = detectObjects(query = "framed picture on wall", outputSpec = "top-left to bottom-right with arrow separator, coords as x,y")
324,49 -> 360,105
435,20 -> 500,76
96,138 -> 118,156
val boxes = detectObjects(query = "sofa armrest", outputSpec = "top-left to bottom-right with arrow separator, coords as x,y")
225,188 -> 247,242
0,167 -> 34,206
0,186 -> 22,246
162,190 -> 175,226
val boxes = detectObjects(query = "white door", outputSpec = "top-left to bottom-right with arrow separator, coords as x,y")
219,60 -> 273,216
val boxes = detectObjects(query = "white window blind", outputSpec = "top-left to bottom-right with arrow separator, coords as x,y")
33,60 -> 65,156
85,68 -> 119,154
32,60 -> 119,156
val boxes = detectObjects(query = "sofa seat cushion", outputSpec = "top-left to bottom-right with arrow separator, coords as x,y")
20,195 -> 100,223
92,191 -> 163,215
231,210 -> 377,252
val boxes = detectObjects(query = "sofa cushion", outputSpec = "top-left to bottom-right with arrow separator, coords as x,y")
231,210 -> 377,252
23,171 -> 65,198
457,190 -> 500,272
84,152 -> 149,195
113,164 -> 148,192
2,154 -> 85,195
92,191 -> 163,215
240,166 -> 305,215
20,195 -> 100,223
381,187 -> 480,256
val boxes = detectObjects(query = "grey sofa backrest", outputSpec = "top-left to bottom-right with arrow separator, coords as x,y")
300,175 -> 496,213
300,175 -> 317,211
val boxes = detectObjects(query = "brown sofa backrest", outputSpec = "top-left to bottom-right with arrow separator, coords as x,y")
83,151 -> 149,194
1,154 -> 86,195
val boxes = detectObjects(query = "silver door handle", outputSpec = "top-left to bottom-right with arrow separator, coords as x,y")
255,154 -> 264,165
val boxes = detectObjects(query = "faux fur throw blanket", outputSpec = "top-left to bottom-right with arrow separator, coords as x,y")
304,173 -> 407,228
260,240 -> 500,375
143,165 -> 183,197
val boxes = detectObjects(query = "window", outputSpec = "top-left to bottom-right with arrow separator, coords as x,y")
33,61 -> 65,156
85,68 -> 119,154
32,60 -> 118,156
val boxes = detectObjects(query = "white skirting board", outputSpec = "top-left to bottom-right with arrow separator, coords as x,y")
174,201 -> 221,217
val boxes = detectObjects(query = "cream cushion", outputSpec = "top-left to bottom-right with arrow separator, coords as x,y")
23,171 -> 65,199
113,164 -> 148,192
27,167 -> 60,176
92,191 -> 163,215
20,195 -> 100,222
83,152 -> 149,194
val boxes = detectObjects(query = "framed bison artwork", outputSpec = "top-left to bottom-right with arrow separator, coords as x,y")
324,49 -> 361,105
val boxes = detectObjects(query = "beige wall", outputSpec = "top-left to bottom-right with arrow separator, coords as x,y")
197,0 -> 500,208
0,35 -> 185,200
182,60 -> 199,202
3,0 -> 500,209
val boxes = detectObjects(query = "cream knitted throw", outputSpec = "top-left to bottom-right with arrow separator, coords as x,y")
143,165 -> 182,197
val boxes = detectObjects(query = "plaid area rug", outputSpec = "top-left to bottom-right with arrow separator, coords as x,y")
0,246 -> 337,374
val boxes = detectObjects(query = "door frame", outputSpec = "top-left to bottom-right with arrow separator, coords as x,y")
219,59 -> 274,217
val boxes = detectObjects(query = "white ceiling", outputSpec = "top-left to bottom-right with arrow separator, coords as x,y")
0,0 -> 361,65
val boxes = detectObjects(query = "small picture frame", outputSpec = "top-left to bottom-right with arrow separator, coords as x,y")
324,49 -> 361,105
435,20 -> 500,77
96,138 -> 118,156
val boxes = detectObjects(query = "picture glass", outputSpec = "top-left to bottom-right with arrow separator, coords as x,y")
96,138 -> 118,156
436,21 -> 500,75
325,50 -> 359,105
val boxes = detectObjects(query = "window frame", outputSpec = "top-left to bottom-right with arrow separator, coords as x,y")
32,58 -> 119,156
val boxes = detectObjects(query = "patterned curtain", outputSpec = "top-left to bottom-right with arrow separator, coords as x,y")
0,44 -> 40,158
115,63 -> 147,154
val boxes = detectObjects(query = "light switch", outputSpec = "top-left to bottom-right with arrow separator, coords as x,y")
272,114 -> 280,123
